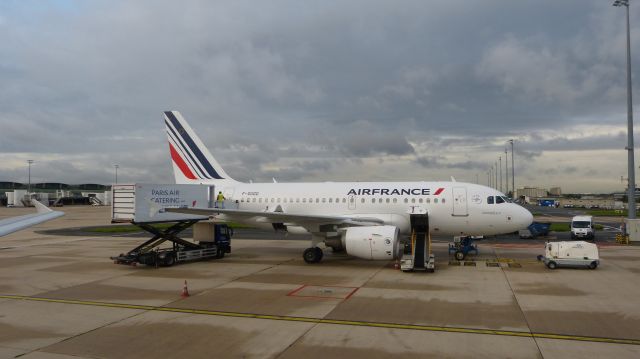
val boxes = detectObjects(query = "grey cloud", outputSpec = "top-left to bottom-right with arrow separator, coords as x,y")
0,0 -> 636,192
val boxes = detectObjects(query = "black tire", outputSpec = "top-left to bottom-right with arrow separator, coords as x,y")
537,255 -> 543,262
454,250 -> 465,261
588,261 -> 598,270
547,261 -> 557,269
303,247 -> 322,264
163,254 -> 175,267
216,247 -> 225,259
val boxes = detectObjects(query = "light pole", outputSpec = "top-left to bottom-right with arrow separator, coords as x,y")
27,160 -> 34,193
499,156 -> 502,193
614,0 -> 636,219
505,148 -> 509,196
495,161 -> 498,190
114,164 -> 119,184
509,139 -> 515,199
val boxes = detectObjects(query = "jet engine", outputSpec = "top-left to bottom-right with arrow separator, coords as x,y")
342,225 -> 400,260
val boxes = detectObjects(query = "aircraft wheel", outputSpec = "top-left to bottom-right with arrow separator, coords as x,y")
303,247 -> 323,264
454,250 -> 465,261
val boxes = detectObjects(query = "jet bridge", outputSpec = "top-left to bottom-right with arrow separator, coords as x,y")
400,213 -> 435,272
110,183 -> 231,266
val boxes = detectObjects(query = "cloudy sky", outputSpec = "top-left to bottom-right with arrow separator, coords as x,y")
1,0 -> 639,193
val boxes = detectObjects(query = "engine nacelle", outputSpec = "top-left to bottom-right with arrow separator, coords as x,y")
343,226 -> 400,260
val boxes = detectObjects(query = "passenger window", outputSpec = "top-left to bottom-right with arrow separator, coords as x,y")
271,198 -> 275,203
393,198 -> 397,203
404,198 -> 408,203
386,198 -> 390,203
411,198 -> 416,203
361,198 -> 365,203
296,198 -> 300,203
496,196 -> 505,204
426,198 -> 430,203
419,198 -> 423,203
302,198 -> 306,203
322,198 -> 326,203
442,198 -> 445,204
329,198 -> 333,203
487,196 -> 494,204
252,198 -> 256,203
343,198 -> 346,203
434,198 -> 438,203
316,198 -> 319,203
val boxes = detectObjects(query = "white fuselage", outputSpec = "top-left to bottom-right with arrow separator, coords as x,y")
213,180 -> 532,236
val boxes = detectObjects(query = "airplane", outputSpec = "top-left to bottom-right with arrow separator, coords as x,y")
163,111 -> 533,263
0,199 -> 64,237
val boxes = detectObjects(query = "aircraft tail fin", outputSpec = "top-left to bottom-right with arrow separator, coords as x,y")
164,111 -> 236,184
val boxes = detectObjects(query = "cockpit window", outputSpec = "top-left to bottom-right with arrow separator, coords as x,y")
502,196 -> 512,203
487,196 -> 494,204
496,196 -> 505,204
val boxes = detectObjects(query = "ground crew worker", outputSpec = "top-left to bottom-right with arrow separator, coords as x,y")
216,191 -> 226,209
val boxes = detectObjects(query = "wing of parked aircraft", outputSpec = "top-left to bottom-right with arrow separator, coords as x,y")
0,200 -> 65,236
166,207 -> 385,229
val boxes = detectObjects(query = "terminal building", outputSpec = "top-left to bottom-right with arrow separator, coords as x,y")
0,182 -> 111,207
514,185 -> 623,209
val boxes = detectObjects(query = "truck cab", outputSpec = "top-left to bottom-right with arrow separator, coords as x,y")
570,215 -> 594,240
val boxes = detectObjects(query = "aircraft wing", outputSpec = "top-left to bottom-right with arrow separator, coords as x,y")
0,200 -> 65,237
165,207 -> 385,229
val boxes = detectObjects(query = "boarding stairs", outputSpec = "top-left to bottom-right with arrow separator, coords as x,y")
400,213 -> 435,272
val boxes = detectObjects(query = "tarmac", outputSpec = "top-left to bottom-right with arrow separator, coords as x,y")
0,205 -> 639,358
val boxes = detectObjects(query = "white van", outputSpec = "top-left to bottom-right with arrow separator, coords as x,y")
570,215 -> 594,240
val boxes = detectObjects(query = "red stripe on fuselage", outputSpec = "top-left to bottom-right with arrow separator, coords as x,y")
434,188 -> 444,195
169,143 -> 197,180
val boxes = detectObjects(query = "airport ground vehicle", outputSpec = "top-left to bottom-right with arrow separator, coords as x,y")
110,183 -> 232,267
111,222 -> 232,266
519,222 -> 551,239
448,236 -> 478,260
571,215 -> 594,240
538,241 -> 599,269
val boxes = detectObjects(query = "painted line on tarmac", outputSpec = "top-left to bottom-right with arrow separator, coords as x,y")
1,294 -> 639,346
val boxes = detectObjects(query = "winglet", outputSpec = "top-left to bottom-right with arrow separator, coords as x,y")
32,199 -> 53,214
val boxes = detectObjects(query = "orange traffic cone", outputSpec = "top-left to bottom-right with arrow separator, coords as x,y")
181,280 -> 190,298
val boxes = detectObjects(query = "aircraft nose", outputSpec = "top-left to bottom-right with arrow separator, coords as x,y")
515,205 -> 534,229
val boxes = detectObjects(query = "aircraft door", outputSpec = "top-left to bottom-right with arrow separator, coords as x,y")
348,195 -> 356,210
452,187 -> 468,216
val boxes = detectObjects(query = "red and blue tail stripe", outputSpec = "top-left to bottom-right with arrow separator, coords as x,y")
164,111 -> 225,180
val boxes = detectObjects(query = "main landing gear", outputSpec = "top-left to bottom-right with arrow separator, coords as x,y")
303,247 -> 324,264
